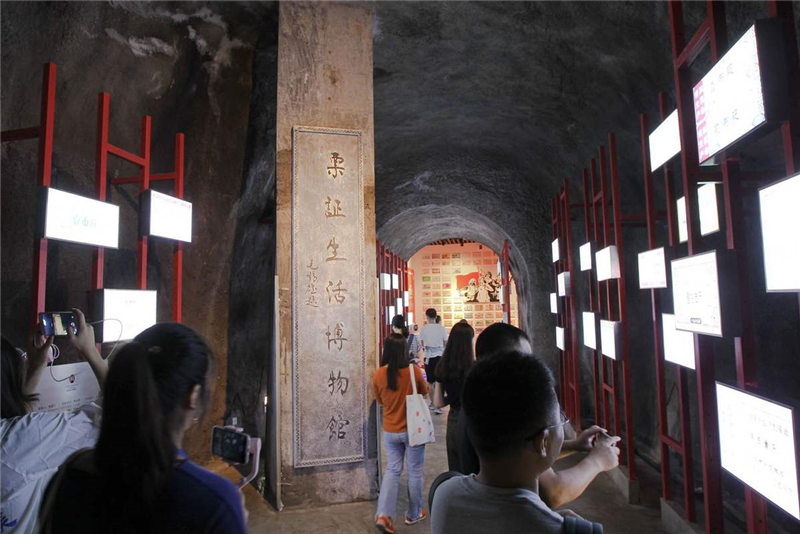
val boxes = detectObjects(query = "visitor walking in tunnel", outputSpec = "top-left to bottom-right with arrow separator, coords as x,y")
39,323 -> 247,533
458,322 -> 620,509
1,310 -> 107,534
433,320 -> 475,472
419,308 -> 447,415
373,334 -> 430,533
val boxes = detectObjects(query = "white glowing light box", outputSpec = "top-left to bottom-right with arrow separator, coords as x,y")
670,251 -> 723,337
599,320 -> 620,360
395,298 -> 404,315
638,247 -> 668,289
380,273 -> 391,290
649,110 -> 681,171
407,312 -> 414,326
583,312 -> 597,350
693,26 -> 766,164
99,289 -> 157,342
662,313 -> 695,370
698,183 -> 720,236
759,173 -> 800,292
580,242 -> 592,271
30,361 -> 100,413
44,187 -> 119,248
392,273 -> 400,290
555,326 -> 565,351
557,272 -> 571,297
386,306 -> 395,325
552,238 -> 560,263
141,190 -> 192,242
677,196 -> 688,244
595,245 -> 620,281
550,293 -> 558,314
716,382 -> 799,520
403,291 -> 410,307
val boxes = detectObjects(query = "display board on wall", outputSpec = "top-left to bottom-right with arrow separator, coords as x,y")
600,320 -> 620,360
580,242 -> 592,271
662,313 -> 695,370
638,247 -> 668,289
693,25 -> 766,164
583,311 -> 597,350
596,245 -> 620,281
649,109 -> 681,171
759,172 -> 800,292
30,361 -> 100,413
671,251 -> 724,337
44,187 -> 119,248
716,382 -> 800,520
292,126 -> 366,467
97,289 -> 157,342
141,189 -> 192,242
408,243 -> 518,332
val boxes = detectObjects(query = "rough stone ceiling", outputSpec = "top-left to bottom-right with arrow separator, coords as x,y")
371,1 -> 770,258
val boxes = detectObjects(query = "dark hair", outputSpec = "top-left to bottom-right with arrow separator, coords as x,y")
382,334 -> 407,391
425,308 -> 437,319
463,351 -> 557,459
436,321 -> 474,383
475,322 -> 530,360
435,315 -> 441,324
94,323 -> 213,530
1,337 -> 37,418
391,314 -> 409,338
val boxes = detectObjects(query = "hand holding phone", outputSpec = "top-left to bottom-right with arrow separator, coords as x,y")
39,311 -> 77,337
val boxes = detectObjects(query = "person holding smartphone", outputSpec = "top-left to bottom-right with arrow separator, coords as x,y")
1,309 -> 107,534
40,322 -> 247,534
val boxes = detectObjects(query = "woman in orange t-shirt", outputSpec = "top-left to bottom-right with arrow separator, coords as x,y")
373,334 -> 429,533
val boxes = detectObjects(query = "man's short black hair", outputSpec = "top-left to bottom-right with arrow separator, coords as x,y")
475,322 -> 530,360
463,350 -> 557,459
425,308 -> 437,319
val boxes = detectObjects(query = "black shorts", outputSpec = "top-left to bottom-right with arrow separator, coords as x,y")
426,356 -> 441,384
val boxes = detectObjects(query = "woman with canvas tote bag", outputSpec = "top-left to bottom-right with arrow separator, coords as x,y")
373,334 -> 431,533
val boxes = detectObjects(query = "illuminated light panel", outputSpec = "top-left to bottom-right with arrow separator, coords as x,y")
759,173 -> 800,292
638,247 -> 668,289
146,190 -> 192,242
670,251 -> 722,337
599,320 -> 620,360
550,293 -> 558,314
44,188 -> 119,248
693,26 -> 766,164
100,289 -> 157,342
716,383 -> 799,520
677,196 -> 688,243
649,110 -> 681,171
555,326 -> 565,351
557,272 -> 571,297
595,245 -> 620,281
380,273 -> 391,290
662,313 -> 695,370
698,183 -> 720,236
552,238 -> 560,263
583,312 -> 597,350
579,242 -> 592,271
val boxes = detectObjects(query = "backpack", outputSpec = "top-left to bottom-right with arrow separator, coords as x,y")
563,516 -> 603,534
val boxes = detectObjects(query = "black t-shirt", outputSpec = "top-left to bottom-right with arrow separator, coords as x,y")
438,376 -> 465,412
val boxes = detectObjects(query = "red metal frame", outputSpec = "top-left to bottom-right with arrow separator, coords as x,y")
640,92 -> 696,523
376,240 -> 408,353
551,184 -> 581,429
501,240 -> 511,324
583,140 -> 638,482
1,63 -> 56,325
667,2 -> 800,531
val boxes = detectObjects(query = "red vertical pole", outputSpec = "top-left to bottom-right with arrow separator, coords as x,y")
136,115 -> 152,290
92,93 -> 110,292
609,132 -> 635,479
173,133 -> 185,322
31,63 -> 57,325
501,240 -> 510,324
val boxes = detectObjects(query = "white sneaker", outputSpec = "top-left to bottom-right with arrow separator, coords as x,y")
433,408 -> 443,415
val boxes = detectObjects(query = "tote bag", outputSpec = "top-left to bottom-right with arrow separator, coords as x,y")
406,364 -> 435,446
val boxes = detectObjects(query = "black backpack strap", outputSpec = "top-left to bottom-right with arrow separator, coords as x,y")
563,516 -> 604,534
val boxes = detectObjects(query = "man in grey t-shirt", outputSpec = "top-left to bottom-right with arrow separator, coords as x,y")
432,351 -> 602,533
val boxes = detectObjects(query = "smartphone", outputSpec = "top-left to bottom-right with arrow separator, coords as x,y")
211,426 -> 250,465
39,312 -> 76,337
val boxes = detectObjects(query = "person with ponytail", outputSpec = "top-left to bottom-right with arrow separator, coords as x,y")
1,309 -> 106,534
40,323 -> 246,534
373,333 -> 429,533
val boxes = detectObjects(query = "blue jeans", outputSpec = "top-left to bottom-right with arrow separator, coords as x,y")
377,430 -> 426,520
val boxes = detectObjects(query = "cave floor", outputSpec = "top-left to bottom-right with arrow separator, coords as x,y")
211,407 -> 669,533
